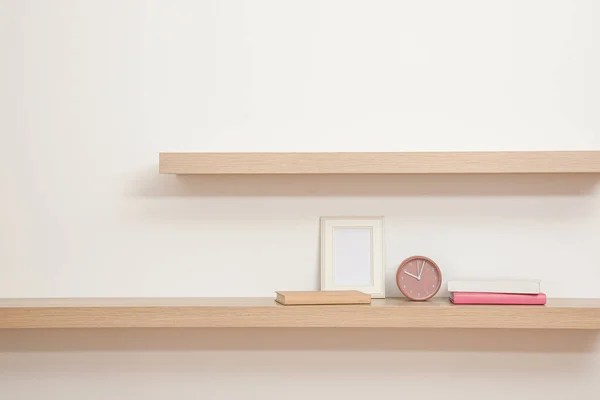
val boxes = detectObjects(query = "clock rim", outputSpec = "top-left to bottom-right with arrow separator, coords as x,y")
396,255 -> 442,301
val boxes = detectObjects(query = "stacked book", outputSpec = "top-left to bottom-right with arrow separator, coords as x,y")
448,280 -> 546,305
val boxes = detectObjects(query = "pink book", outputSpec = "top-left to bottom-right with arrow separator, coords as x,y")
450,292 -> 547,305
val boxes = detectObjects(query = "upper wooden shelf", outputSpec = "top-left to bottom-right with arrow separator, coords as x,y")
1,297 -> 599,329
159,151 -> 600,174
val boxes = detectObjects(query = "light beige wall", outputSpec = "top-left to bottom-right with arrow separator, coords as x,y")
1,1 -> 599,399
1,329 -> 599,399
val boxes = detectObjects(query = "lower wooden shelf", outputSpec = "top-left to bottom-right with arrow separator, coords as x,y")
0,298 -> 599,329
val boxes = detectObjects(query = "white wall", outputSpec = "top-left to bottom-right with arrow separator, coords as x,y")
1,0 -> 600,399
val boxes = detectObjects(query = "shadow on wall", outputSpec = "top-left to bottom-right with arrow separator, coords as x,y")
129,167 -> 600,197
0,328 -> 597,353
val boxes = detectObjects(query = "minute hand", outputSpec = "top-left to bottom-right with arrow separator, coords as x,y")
417,261 -> 426,279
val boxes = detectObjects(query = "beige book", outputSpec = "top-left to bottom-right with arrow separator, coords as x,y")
275,290 -> 371,306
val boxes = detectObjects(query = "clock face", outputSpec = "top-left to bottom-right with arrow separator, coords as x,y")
396,256 -> 442,301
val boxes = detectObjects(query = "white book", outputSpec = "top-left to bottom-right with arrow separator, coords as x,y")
448,280 -> 541,294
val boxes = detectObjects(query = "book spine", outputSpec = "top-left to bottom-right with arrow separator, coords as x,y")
450,292 -> 547,305
448,281 -> 540,294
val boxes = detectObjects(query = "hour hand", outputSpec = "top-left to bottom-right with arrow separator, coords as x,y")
403,270 -> 420,280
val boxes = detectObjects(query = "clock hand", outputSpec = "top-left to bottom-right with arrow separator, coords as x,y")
403,270 -> 420,280
417,261 -> 425,280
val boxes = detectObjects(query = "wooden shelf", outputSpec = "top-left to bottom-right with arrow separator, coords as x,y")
1,298 -> 599,329
159,151 -> 600,174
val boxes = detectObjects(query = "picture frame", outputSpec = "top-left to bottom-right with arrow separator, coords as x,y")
320,216 -> 385,298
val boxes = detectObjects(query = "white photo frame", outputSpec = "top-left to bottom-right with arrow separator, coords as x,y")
320,216 -> 385,298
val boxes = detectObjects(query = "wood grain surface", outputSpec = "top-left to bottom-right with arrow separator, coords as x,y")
0,298 -> 599,329
275,291 -> 371,305
159,152 -> 600,174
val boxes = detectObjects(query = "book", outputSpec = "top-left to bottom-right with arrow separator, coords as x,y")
449,292 -> 547,305
448,280 -> 540,294
275,291 -> 371,306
